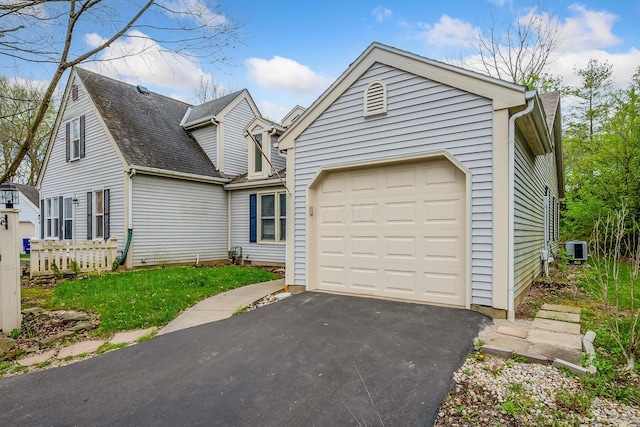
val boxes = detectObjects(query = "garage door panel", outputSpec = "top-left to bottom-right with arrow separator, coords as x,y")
314,158 -> 466,307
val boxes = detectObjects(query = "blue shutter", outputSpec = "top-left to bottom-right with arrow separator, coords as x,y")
87,192 -> 92,240
79,115 -> 86,158
249,194 -> 257,243
65,122 -> 70,162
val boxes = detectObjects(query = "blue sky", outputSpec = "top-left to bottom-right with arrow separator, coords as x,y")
3,1 -> 639,121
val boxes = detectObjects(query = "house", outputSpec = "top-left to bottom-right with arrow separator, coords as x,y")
37,68 -> 291,268
0,181 -> 40,251
278,43 -> 563,319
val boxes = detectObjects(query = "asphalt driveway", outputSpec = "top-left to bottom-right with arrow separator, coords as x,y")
0,292 -> 489,426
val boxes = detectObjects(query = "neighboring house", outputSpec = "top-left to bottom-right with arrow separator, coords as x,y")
0,181 -> 40,251
278,43 -> 563,319
37,68 -> 292,268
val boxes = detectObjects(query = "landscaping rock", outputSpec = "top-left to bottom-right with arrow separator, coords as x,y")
110,327 -> 157,344
56,340 -> 105,359
68,321 -> 94,332
39,330 -> 75,344
22,307 -> 44,316
17,349 -> 56,367
0,336 -> 16,357
51,310 -> 90,322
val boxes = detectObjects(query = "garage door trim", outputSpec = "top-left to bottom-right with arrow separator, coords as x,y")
306,151 -> 472,309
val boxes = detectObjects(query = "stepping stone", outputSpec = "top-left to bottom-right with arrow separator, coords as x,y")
528,329 -> 582,350
532,317 -> 581,335
18,349 -> 56,367
496,326 -> 527,339
541,304 -> 581,314
56,340 -> 105,359
110,327 -> 157,345
536,310 -> 580,323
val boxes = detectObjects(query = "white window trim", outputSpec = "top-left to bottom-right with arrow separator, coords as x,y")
44,197 -> 59,239
248,130 -> 269,180
63,196 -> 74,240
94,190 -> 105,240
258,190 -> 286,244
70,117 -> 81,161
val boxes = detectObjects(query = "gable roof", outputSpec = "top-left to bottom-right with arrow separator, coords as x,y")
539,91 -> 564,198
279,42 -> 529,150
181,90 -> 245,127
539,91 -> 560,130
75,68 -> 222,178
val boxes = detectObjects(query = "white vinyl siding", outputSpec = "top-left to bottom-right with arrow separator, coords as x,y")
15,195 -> 40,238
222,99 -> 256,176
269,133 -> 286,172
229,187 -> 286,264
191,126 -> 217,168
131,174 -> 228,267
513,129 -> 560,299
39,74 -> 125,250
292,63 -> 494,306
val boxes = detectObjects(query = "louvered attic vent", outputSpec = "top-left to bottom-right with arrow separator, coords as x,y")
364,81 -> 387,117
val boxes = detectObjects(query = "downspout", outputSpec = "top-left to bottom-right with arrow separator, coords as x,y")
507,90 -> 536,321
212,116 -> 222,173
120,168 -> 135,265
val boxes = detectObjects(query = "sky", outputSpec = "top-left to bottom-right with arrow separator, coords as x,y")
2,0 -> 639,121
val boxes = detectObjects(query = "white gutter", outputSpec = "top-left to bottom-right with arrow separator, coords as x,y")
507,90 -> 536,321
128,165 -> 229,184
224,179 -> 285,190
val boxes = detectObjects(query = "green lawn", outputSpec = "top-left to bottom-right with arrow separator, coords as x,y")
49,265 -> 279,334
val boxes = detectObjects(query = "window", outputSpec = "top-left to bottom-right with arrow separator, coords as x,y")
66,115 -> 85,162
364,80 -> 387,117
64,197 -> 73,240
254,133 -> 263,173
95,190 -> 104,239
44,197 -> 60,239
87,189 -> 109,240
252,191 -> 286,243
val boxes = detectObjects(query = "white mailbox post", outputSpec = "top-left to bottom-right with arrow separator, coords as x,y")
0,209 -> 21,334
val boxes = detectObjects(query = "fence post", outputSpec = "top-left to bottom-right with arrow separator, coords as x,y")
0,209 -> 21,334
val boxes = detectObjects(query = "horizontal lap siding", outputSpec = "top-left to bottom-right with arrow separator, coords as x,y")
293,63 -> 494,306
191,126 -> 217,167
223,99 -> 255,176
131,175 -> 227,267
229,188 -> 286,263
513,130 -> 560,298
40,75 -> 125,250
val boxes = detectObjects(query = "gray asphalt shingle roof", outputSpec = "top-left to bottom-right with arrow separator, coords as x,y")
540,91 -> 560,130
0,182 -> 39,206
182,90 -> 245,127
75,68 -> 223,178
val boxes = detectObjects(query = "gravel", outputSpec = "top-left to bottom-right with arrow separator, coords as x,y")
435,355 -> 640,426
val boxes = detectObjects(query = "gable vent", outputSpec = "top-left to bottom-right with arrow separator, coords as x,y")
364,81 -> 387,117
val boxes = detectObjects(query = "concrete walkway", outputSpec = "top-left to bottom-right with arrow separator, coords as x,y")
157,279 -> 285,335
16,279 -> 285,367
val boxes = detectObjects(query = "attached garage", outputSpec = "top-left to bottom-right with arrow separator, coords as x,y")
308,156 -> 468,307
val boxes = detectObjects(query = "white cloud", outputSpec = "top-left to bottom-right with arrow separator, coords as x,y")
372,6 -> 392,23
557,4 -> 621,52
157,0 -> 227,27
245,56 -> 333,96
416,15 -> 476,47
260,101 -> 290,122
552,48 -> 640,89
84,30 -> 213,93
488,0 -> 511,6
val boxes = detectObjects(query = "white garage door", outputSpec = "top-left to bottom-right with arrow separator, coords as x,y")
313,158 -> 466,307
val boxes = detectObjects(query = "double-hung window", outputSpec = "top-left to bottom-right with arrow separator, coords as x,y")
44,197 -> 60,239
258,191 -> 286,243
70,118 -> 81,160
254,133 -> 263,174
66,115 -> 85,162
63,197 -> 73,240
87,189 -> 109,240
95,190 -> 104,239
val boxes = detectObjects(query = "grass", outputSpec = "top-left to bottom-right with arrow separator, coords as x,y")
40,265 -> 278,335
578,258 -> 640,310
97,342 -> 126,354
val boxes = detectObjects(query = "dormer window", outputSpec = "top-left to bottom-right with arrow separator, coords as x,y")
364,80 -> 387,117
248,125 -> 269,180
254,133 -> 263,173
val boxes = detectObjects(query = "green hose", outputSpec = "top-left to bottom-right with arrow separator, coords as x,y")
119,228 -> 133,265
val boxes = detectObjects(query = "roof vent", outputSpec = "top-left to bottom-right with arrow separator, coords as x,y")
136,85 -> 150,95
364,80 -> 387,117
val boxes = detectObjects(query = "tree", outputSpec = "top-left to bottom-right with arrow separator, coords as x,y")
192,75 -> 233,104
0,0 -> 240,183
0,77 -> 56,185
563,67 -> 640,239
469,5 -> 562,88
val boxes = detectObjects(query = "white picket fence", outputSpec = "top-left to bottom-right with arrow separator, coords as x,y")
29,237 -> 118,277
